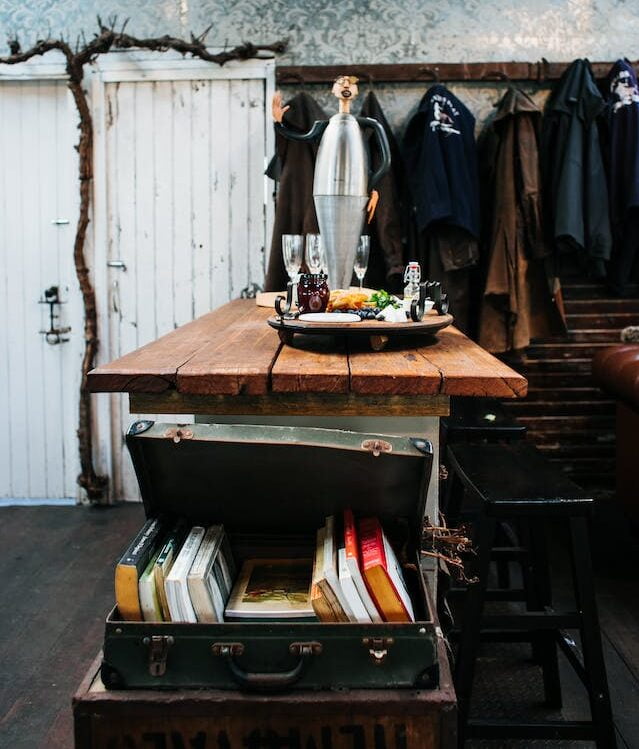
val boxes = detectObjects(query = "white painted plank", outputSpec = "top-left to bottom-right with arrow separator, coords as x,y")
57,83 -> 82,499
228,79 -> 249,298
171,80 -> 194,328
210,80 -> 232,306
5,83 -> 30,496
152,81 -> 175,337
247,77 -> 267,286
0,82 -> 11,495
37,79 -> 64,498
191,79 -> 214,318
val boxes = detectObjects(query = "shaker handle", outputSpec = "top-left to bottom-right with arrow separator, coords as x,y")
275,280 -> 296,319
211,641 -> 321,692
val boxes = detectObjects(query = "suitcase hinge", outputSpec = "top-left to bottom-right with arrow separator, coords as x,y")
362,636 -> 394,665
163,427 -> 194,443
143,635 -> 174,677
361,439 -> 393,456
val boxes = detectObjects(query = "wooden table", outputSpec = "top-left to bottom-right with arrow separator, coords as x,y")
88,299 -> 527,416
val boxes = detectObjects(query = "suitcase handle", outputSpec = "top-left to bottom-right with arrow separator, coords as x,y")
212,641 -> 322,691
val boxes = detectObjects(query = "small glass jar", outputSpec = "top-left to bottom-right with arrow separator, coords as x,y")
297,273 -> 330,314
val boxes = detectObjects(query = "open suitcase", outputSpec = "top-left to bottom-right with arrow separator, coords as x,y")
101,421 -> 440,692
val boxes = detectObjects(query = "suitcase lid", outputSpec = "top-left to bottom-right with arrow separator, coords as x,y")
126,421 -> 432,541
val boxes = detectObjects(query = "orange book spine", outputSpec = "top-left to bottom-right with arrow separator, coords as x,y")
344,509 -> 360,561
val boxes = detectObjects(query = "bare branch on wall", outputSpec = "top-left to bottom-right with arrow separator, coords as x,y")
0,22 -> 287,503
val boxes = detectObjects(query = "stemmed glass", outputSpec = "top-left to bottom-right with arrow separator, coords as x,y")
353,235 -> 370,290
305,234 -> 325,274
282,234 -> 303,283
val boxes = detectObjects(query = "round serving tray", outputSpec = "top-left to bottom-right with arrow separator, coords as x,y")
268,311 -> 454,350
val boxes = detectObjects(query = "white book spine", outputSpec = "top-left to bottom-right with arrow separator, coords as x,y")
166,526 -> 205,623
338,548 -> 371,623
324,516 -> 355,621
345,554 -> 382,622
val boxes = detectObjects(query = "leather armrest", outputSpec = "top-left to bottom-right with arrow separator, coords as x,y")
592,344 -> 639,410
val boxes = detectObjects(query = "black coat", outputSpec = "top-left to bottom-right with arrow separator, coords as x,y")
541,59 -> 612,277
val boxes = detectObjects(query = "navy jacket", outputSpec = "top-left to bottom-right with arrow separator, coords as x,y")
541,59 -> 612,277
402,85 -> 480,239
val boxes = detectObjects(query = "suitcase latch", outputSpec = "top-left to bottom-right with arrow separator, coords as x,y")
143,635 -> 174,677
164,427 -> 193,443
362,636 -> 394,665
361,439 -> 393,456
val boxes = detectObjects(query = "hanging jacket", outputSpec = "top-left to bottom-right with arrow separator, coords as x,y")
359,91 -> 404,290
604,59 -> 639,294
541,59 -> 612,277
264,93 -> 327,291
479,88 -> 566,353
402,85 -> 480,333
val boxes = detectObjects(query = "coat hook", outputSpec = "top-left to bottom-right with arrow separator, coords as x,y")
414,66 -> 440,83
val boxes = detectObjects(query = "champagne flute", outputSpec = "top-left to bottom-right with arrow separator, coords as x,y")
282,234 -> 303,283
354,235 -> 370,290
305,234 -> 324,274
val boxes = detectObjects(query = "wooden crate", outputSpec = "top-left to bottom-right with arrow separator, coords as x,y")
73,639 -> 456,749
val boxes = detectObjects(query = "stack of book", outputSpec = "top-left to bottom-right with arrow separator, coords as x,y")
115,520 -> 235,623
114,511 -> 415,624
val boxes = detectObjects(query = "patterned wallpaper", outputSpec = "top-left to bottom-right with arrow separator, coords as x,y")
0,1 -> 633,132
1,0 -> 638,64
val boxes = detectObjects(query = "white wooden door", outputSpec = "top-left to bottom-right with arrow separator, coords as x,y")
93,58 -> 273,500
0,78 -> 82,500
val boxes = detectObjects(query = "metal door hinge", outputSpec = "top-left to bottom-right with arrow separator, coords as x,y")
164,427 -> 194,443
142,635 -> 174,677
362,636 -> 394,665
361,439 -> 393,456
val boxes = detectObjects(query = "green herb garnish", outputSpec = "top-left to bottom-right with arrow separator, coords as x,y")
369,289 -> 400,309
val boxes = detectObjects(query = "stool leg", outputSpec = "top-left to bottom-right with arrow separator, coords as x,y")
529,518 -> 562,709
443,464 -> 464,523
454,515 -> 496,747
494,523 -> 512,589
569,516 -> 616,749
520,521 -> 543,665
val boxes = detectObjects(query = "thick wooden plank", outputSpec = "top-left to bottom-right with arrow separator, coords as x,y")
348,340 -> 443,395
176,304 -> 281,395
421,327 -> 527,398
130,391 -> 451,416
271,335 -> 350,393
88,300 -> 247,392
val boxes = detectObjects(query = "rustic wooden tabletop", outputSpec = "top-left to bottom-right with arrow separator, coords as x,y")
87,299 -> 527,416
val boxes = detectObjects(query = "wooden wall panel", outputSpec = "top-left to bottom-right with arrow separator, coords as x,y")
502,280 -> 635,495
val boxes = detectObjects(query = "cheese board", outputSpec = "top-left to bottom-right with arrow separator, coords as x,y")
268,311 -> 454,350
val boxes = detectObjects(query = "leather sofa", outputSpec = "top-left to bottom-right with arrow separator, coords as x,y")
592,344 -> 639,524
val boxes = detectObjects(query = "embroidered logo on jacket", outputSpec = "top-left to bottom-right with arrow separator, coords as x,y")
430,94 -> 461,135
611,69 -> 639,112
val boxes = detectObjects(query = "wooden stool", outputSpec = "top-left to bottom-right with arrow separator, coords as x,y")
447,442 -> 616,748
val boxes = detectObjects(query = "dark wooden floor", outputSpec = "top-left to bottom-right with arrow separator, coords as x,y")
0,502 -> 638,748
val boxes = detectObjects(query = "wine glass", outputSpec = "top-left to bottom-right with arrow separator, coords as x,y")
282,234 -> 303,283
305,234 -> 325,274
353,235 -> 370,290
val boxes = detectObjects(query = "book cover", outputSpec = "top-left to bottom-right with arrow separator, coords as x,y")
165,526 -> 206,623
322,515 -> 355,621
115,517 -> 165,621
139,549 -> 163,622
358,517 -> 415,623
310,527 -> 338,622
338,546 -> 372,623
344,509 -> 382,622
225,558 -> 315,621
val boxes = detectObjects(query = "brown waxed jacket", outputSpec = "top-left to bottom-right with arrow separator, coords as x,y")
479,88 -> 566,353
264,93 -> 327,292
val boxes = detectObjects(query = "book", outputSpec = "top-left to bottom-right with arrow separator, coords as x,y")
310,527 -> 338,622
344,509 -> 382,622
322,515 -> 355,621
115,517 -> 165,621
153,521 -> 188,621
225,558 -> 315,621
165,526 -> 206,623
139,549 -> 163,622
187,525 -> 226,623
359,517 -> 415,623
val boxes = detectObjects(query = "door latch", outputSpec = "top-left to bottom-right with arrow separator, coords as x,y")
142,635 -> 174,677
362,636 -> 394,665
38,286 -> 71,344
